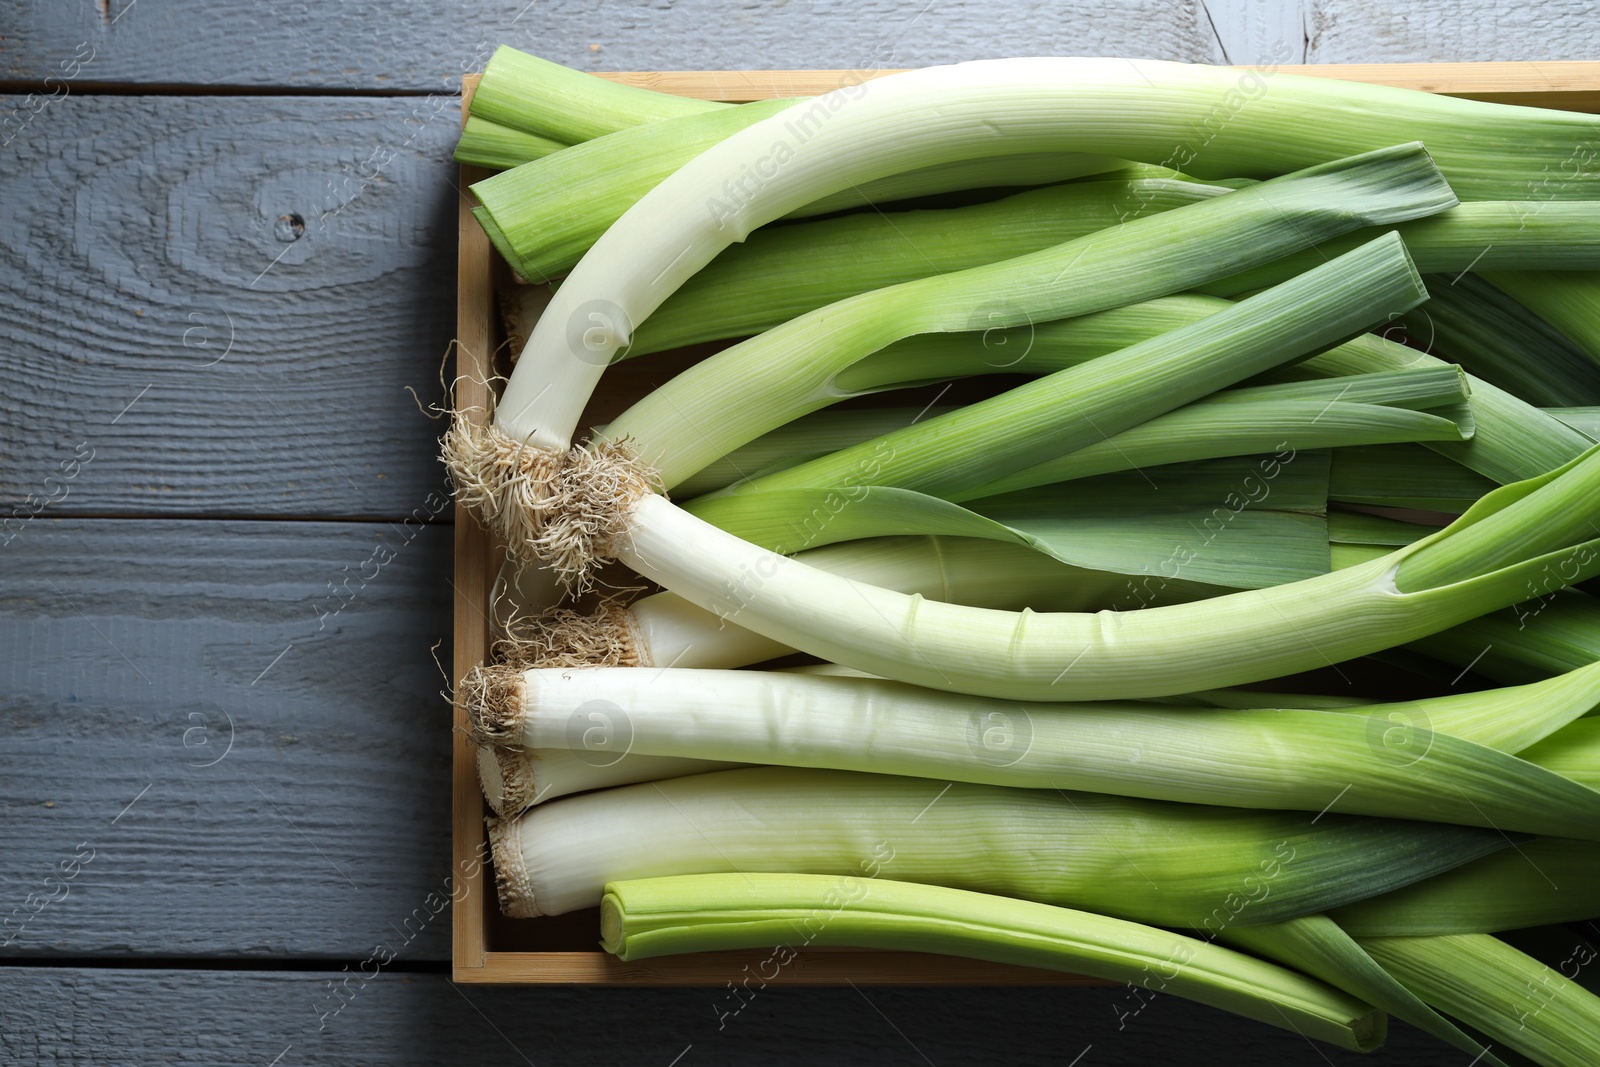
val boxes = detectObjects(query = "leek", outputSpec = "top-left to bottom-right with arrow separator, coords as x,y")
1518,718 -> 1600,791
1320,660 -> 1600,755
486,766 -> 1508,922
1330,443 -> 1495,512
1215,915 -> 1503,1064
449,148 -> 1456,573
1327,510 -> 1440,547
685,454 -> 1334,589
468,664 -> 1600,838
600,161 -> 1446,491
471,98 -> 800,282
1408,588 -> 1600,684
476,123 -> 1126,279
489,56 -> 1600,465
454,116 -> 566,170
1486,269 -> 1600,368
475,744 -> 740,816
1333,839 -> 1600,937
602,446 -> 1600,701
1397,272 -> 1600,406
833,294 -> 1590,486
1358,933 -> 1600,1067
673,235 -> 1430,500
467,45 -> 728,142
1547,406 -> 1600,439
600,873 -> 1386,1053
1198,201 -> 1600,296
943,392 -> 1470,498
672,407 -> 957,500
677,370 -> 1466,500
627,178 -> 1227,356
638,197 -> 1600,357
499,535 -> 1226,671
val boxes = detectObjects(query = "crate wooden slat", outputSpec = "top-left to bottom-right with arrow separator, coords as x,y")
451,115 -> 496,978
593,61 -> 1600,109
453,64 -> 1600,984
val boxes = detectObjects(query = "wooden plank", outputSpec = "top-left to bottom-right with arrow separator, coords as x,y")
467,949 -> 1111,985
0,518 -> 456,959
0,966 -> 1473,1064
12,0 -> 1599,94
1304,0 -> 1600,67
0,94 -> 460,518
0,1 -> 1225,89
451,77 -> 494,977
594,61 -> 1600,109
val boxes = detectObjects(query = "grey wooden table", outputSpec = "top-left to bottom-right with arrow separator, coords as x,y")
2,3 -> 1588,1064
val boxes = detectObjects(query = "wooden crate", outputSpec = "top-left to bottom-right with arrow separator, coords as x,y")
452,62 -> 1600,984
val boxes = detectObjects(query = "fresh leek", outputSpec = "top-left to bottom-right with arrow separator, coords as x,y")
469,663 -> 1600,837
603,447 -> 1600,701
1358,933 -> 1600,1067
1333,839 -> 1600,937
487,766 -> 1508,922
601,872 -> 1386,1053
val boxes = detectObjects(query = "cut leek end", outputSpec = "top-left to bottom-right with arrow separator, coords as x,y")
477,743 -> 532,817
470,202 -> 543,285
487,813 -> 540,918
455,116 -> 567,170
598,886 -> 627,954
495,598 -> 645,670
441,415 -> 651,581
460,663 -> 527,745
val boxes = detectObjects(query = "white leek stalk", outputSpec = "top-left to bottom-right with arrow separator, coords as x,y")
499,535 -> 1222,670
475,744 -> 740,816
508,57 -> 1586,448
468,664 -> 1600,838
486,766 -> 1508,921
601,445 -> 1600,701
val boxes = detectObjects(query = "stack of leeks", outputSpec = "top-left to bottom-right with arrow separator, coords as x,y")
450,47 -> 1600,1064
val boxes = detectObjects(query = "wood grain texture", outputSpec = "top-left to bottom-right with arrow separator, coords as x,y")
599,62 -> 1600,106
0,94 -> 460,518
1301,0 -> 1600,63
13,1 -> 1600,91
464,949 -> 1116,986
0,966 -> 1470,1066
451,72 -> 496,971
1,1 -> 1227,89
0,518 -> 456,958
